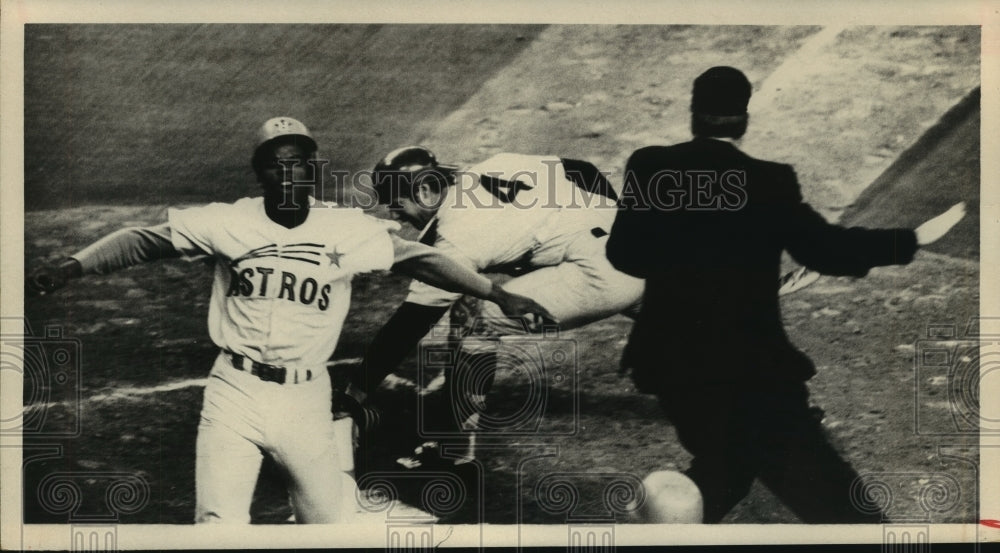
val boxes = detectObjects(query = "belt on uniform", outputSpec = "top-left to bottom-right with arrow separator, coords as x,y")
224,350 -> 314,384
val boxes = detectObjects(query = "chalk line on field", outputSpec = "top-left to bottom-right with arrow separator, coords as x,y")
749,25 -> 846,110
84,377 -> 208,403
22,357 -> 363,412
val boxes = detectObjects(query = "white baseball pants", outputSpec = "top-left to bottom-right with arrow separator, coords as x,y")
194,352 -> 343,523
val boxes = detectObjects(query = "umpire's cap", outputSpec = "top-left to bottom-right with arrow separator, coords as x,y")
372,146 -> 458,204
691,66 -> 752,116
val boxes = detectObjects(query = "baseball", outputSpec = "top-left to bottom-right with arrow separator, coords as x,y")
639,470 -> 703,523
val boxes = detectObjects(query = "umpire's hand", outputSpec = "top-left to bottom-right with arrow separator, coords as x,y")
915,201 -> 966,246
26,258 -> 82,296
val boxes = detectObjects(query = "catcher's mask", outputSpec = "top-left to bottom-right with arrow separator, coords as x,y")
372,146 -> 458,205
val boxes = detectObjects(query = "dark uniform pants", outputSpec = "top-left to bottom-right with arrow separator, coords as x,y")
657,377 -> 885,523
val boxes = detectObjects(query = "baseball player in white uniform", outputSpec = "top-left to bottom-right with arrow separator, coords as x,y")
25,118 -> 551,524
355,147 -> 645,464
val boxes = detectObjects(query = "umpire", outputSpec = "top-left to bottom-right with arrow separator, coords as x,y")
607,66 -> 962,523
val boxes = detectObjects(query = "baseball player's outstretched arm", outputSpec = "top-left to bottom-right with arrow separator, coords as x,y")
356,236 -> 558,396
388,234 -> 556,322
27,223 -> 180,295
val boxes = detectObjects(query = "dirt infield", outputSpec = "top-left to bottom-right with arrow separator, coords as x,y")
20,24 -> 981,526
842,88 -> 980,259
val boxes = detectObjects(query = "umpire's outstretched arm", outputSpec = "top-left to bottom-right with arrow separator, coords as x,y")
779,168 -> 917,276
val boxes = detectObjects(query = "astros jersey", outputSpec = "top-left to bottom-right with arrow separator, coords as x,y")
169,197 -> 398,369
406,153 -> 613,307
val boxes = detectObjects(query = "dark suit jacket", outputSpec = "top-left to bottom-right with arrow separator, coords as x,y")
607,137 -> 918,391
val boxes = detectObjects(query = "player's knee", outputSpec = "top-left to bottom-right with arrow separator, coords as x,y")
289,492 -> 342,524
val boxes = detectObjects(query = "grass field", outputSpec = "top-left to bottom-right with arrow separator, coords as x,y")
20,24 -> 981,528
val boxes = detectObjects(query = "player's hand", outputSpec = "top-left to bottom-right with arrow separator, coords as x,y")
26,259 -> 82,296
915,201 -> 966,246
488,284 -> 559,329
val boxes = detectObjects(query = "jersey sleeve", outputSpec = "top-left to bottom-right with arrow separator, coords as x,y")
167,203 -> 230,260
72,223 -> 179,274
403,235 -> 473,307
338,214 -> 400,274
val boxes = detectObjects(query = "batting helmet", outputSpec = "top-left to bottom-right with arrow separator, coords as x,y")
372,146 -> 458,204
252,117 -> 318,172
256,117 -> 316,150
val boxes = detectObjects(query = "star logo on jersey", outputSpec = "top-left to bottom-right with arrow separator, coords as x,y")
326,248 -> 344,268
231,242 -> 326,266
